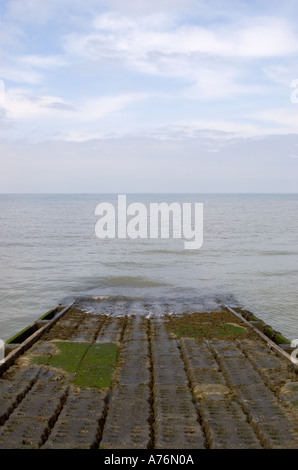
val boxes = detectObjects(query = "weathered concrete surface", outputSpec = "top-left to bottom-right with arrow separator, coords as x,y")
0,306 -> 298,449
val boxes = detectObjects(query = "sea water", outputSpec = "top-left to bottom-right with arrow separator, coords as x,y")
0,193 -> 297,341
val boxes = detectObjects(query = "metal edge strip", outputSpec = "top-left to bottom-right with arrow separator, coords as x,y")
0,302 -> 75,376
225,304 -> 297,370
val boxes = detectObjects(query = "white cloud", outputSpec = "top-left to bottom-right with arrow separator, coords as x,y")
3,86 -> 297,142
65,14 -> 298,63
159,120 -> 269,139
263,64 -> 298,87
61,12 -> 298,103
1,87 -> 150,141
3,88 -> 75,120
0,65 -> 41,84
250,107 -> 298,132
92,11 -> 172,32
57,132 -> 104,142
18,55 -> 68,69
146,110 -> 298,140
1,1 -> 298,192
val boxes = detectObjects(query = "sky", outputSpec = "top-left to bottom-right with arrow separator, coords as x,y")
0,0 -> 298,192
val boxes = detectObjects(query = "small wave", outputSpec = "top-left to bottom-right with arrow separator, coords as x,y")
143,249 -> 200,255
88,295 -> 142,302
74,292 -> 236,317
259,250 -> 298,256
259,270 -> 298,277
102,261 -> 141,267
90,295 -> 113,301
90,276 -> 169,288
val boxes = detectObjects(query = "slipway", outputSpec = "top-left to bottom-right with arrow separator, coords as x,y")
0,301 -> 297,449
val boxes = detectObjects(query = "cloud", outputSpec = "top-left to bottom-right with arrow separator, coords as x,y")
3,88 -> 147,120
2,88 -> 75,120
149,119 -> 284,140
250,107 -> 298,132
61,11 -> 298,103
65,13 -> 298,63
2,85 -> 297,143
0,87 -> 150,141
0,65 -> 41,84
1,0 -> 298,197
18,55 -> 68,69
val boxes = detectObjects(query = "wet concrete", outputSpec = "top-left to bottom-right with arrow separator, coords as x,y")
0,306 -> 298,449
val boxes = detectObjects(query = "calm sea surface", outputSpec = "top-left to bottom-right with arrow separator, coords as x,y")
0,194 -> 297,341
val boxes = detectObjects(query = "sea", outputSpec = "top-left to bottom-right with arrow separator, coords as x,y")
0,193 -> 297,342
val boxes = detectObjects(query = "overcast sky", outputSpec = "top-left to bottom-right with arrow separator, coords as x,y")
0,0 -> 298,192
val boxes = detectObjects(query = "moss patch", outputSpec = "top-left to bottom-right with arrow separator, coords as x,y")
272,332 -> 291,345
263,326 -> 291,345
233,308 -> 291,345
169,311 -> 248,341
234,308 -> 259,322
33,341 -> 118,389
263,325 -> 274,339
75,343 -> 118,389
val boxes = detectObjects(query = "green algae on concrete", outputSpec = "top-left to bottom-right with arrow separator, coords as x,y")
216,323 -> 246,338
33,341 -> 118,389
75,342 -> 118,389
171,314 -> 247,341
233,308 -> 259,322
